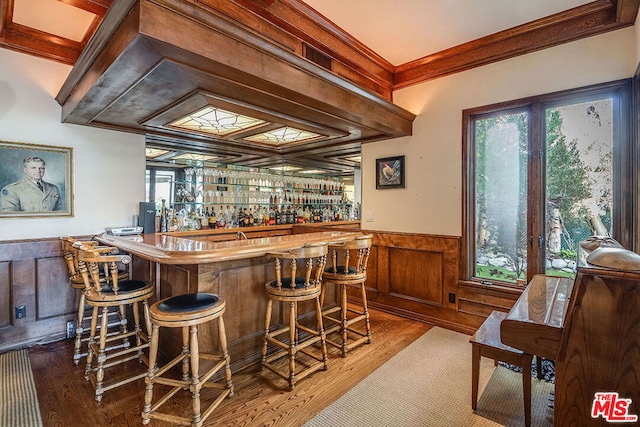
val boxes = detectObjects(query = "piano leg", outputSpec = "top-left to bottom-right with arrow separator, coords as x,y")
471,343 -> 480,409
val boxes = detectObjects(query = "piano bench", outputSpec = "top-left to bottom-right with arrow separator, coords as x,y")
470,310 -> 533,427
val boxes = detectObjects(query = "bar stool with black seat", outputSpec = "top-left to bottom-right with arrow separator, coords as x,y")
77,243 -> 154,402
320,234 -> 373,357
61,236 -> 128,366
261,242 -> 329,390
142,293 -> 234,427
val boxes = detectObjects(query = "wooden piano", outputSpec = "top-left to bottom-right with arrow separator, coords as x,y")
500,239 -> 640,426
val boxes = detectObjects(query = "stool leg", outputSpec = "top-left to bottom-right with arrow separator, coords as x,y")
95,306 -> 109,402
142,300 -> 152,339
74,291 -> 86,365
132,302 -> 143,360
181,326 -> 190,382
85,306 -> 99,379
142,324 -> 160,425
340,283 -> 348,357
218,315 -> 234,396
471,343 -> 480,410
288,301 -> 296,390
118,304 -> 129,348
261,299 -> 273,369
189,325 -> 202,427
360,281 -> 371,344
314,296 -> 328,370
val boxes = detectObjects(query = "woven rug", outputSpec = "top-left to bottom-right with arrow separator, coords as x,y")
0,349 -> 43,427
305,327 -> 554,427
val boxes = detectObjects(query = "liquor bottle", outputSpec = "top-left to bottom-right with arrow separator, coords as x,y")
200,208 -> 209,229
243,208 -> 249,227
238,207 -> 244,227
217,205 -> 226,229
286,205 -> 292,224
232,205 -> 238,228
208,207 -> 217,229
292,206 -> 297,224
160,199 -> 167,232
225,205 -> 232,227
257,206 -> 264,226
248,208 -> 254,226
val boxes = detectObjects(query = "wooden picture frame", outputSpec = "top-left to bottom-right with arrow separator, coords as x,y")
376,155 -> 405,189
0,140 -> 73,218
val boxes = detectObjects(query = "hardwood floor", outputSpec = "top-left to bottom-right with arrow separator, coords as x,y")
29,308 -> 431,426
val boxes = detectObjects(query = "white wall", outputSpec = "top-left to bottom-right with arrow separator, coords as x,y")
362,27 -> 637,236
0,48 -> 146,240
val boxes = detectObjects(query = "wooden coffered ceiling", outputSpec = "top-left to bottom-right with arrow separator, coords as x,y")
1,0 -> 639,175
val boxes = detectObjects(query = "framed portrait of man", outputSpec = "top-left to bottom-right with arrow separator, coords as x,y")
0,140 -> 74,218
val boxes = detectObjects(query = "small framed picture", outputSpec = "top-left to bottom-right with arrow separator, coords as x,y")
376,155 -> 405,189
0,140 -> 74,218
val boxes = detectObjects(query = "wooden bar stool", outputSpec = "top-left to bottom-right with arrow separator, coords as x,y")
261,242 -> 329,390
77,244 -> 154,402
61,236 -> 128,365
142,293 -> 234,427
470,310 -> 533,427
320,234 -> 373,357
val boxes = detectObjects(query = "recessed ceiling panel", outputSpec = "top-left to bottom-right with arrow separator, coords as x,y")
13,0 -> 96,42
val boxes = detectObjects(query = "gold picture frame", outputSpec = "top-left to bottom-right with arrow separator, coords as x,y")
0,140 -> 74,218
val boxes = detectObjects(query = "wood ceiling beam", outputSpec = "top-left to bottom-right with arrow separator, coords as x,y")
393,0 -> 640,90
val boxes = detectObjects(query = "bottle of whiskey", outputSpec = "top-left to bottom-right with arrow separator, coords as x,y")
238,207 -> 244,228
243,208 -> 249,227
160,199 -> 167,232
208,207 -> 217,229
248,208 -> 254,226
200,208 -> 209,230
217,205 -> 226,229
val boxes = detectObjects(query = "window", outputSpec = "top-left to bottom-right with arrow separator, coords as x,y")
462,80 -> 633,287
146,169 -> 175,212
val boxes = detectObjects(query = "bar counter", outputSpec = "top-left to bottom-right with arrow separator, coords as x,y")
96,229 -> 359,264
95,229 -> 361,374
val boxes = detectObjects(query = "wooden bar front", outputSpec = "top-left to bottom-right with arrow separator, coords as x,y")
96,231 -> 360,373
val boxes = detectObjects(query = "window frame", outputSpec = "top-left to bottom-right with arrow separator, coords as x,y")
461,79 -> 633,289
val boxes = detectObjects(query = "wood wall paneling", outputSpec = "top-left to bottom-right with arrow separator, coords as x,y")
388,247 -> 443,305
0,238 -> 74,351
0,261 -> 11,328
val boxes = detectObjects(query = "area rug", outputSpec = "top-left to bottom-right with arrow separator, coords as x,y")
0,349 -> 43,427
304,327 -> 554,427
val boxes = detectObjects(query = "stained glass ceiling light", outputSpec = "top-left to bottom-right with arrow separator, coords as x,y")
244,126 -> 323,145
145,147 -> 171,158
298,169 -> 327,174
269,165 -> 302,172
169,106 -> 266,136
172,153 -> 219,162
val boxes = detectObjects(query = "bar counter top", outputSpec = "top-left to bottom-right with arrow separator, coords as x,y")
96,230 -> 360,265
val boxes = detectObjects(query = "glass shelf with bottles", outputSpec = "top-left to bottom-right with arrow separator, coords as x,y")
166,202 -> 355,232
172,166 -> 347,208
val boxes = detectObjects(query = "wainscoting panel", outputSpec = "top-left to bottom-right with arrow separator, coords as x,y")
0,261 -> 11,328
36,256 -> 75,320
388,247 -> 443,305
0,238 -> 78,351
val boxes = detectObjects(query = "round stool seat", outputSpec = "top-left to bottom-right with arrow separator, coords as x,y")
265,278 -> 322,300
150,293 -> 226,327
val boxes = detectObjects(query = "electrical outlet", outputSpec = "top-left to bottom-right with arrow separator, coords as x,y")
448,292 -> 456,303
15,305 -> 26,319
66,321 -> 75,339
365,212 -> 374,222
